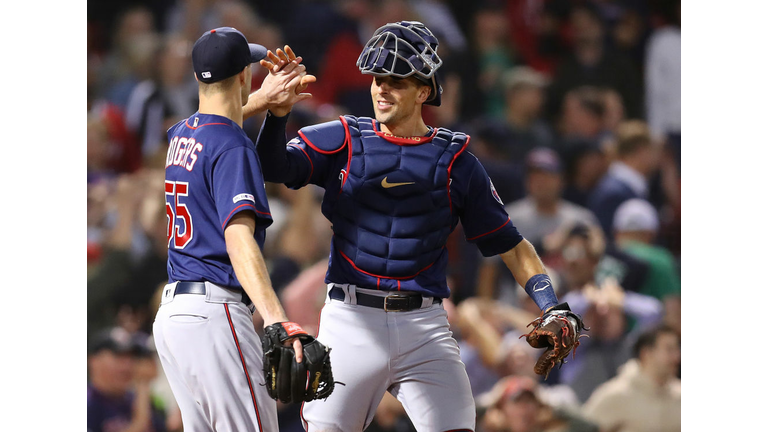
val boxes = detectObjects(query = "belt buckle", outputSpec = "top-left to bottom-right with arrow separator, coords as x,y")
384,294 -> 411,312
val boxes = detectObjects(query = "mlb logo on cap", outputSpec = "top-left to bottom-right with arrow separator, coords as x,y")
192,27 -> 268,84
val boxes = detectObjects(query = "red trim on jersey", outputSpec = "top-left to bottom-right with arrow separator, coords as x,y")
371,119 -> 439,145
397,280 -> 401,291
184,120 -> 230,130
338,249 -> 436,280
298,130 -> 346,154
338,116 -> 353,192
288,143 -> 314,186
447,135 -> 470,213
224,304 -> 263,431
466,217 -> 511,241
221,203 -> 272,229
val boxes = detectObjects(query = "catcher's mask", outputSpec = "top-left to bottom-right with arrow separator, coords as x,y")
357,20 -> 443,106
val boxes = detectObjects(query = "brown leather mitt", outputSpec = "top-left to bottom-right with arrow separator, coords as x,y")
520,302 -> 587,379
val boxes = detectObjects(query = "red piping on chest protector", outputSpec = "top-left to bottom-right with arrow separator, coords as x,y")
338,249 -> 438,280
371,119 -> 439,145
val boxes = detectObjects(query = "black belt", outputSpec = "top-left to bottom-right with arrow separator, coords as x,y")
328,286 -> 441,312
175,282 -> 252,306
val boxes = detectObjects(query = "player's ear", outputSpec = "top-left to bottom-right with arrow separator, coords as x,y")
417,85 -> 431,104
193,72 -> 199,83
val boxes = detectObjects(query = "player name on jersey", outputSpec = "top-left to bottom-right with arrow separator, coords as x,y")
166,136 -> 204,171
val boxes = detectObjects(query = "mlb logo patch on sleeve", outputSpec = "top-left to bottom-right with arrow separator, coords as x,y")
233,193 -> 256,204
490,180 -> 503,205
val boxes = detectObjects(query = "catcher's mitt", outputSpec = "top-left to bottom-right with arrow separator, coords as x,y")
262,322 -> 336,403
520,302 -> 587,379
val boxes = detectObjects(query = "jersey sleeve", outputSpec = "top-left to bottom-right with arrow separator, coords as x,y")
283,136 -> 348,189
452,152 -> 524,256
212,144 -> 273,231
256,112 -> 346,190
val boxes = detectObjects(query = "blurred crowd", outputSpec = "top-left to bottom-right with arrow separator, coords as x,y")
87,0 -> 681,431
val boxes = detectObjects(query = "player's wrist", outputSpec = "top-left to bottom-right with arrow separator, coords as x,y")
267,106 -> 292,118
524,274 -> 559,312
244,90 -> 268,120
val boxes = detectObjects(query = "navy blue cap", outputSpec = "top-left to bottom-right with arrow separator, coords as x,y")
192,27 -> 268,84
526,147 -> 562,173
88,327 -> 144,355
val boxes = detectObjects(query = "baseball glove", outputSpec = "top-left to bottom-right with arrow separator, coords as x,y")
262,322 -> 336,403
520,302 -> 587,379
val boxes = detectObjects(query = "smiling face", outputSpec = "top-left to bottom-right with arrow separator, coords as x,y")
371,75 -> 431,128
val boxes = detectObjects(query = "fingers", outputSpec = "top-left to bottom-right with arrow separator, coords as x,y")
293,339 -> 303,363
275,47 -> 291,63
300,74 -> 317,85
259,59 -> 275,72
266,50 -> 281,65
284,45 -> 296,61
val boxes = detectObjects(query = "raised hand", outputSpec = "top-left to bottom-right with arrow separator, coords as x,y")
261,46 -> 317,95
255,45 -> 317,117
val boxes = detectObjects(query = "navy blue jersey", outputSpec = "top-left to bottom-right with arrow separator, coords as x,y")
164,113 -> 272,288
257,114 -> 522,297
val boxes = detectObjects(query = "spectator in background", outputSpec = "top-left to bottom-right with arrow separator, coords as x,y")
551,224 -> 663,402
310,0 -> 420,118
645,0 -> 681,145
124,34 -> 198,164
96,6 -> 159,109
504,0 -> 571,76
87,103 -> 142,181
545,4 -> 643,122
454,296 -> 581,413
477,375 -> 598,432
498,66 -> 555,161
613,198 -> 681,342
583,325 -> 681,432
506,147 -> 598,257
609,5 -> 651,72
561,139 -> 609,208
588,120 -> 660,240
87,327 -> 168,432
557,86 -> 611,149
473,6 -> 518,119
88,170 -> 168,339
164,0 -> 224,43
602,87 -> 627,136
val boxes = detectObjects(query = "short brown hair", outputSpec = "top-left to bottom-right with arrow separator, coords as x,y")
198,73 -> 239,96
615,120 -> 651,157
633,324 -> 679,358
568,86 -> 605,118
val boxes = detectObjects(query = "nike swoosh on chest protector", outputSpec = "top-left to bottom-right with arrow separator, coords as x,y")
381,177 -> 416,188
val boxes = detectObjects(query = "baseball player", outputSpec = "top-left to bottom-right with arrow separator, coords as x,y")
255,22 -> 584,431
152,27 -> 318,432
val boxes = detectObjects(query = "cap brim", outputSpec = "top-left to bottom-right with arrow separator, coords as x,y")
249,44 -> 268,63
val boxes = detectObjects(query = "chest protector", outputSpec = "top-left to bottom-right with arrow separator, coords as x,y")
327,115 -> 469,280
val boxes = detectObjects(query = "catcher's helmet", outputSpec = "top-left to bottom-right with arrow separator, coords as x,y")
357,21 -> 443,106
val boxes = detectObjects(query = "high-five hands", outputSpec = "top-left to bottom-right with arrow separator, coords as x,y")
260,45 -> 316,116
261,46 -> 316,95
244,45 -> 316,119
